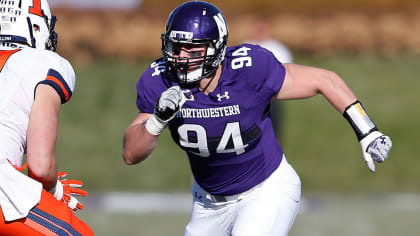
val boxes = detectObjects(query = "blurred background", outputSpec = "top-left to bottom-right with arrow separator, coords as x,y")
46,0 -> 420,235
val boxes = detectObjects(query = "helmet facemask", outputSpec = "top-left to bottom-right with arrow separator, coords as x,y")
45,14 -> 58,51
161,35 -> 223,84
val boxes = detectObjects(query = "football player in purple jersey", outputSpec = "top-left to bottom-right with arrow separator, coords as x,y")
122,1 -> 392,235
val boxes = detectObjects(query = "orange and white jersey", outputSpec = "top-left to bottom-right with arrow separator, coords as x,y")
0,43 -> 75,166
0,43 -> 75,221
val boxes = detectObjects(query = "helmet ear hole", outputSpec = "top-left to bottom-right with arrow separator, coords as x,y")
33,24 -> 40,32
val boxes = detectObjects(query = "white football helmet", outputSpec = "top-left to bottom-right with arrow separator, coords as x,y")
0,0 -> 57,51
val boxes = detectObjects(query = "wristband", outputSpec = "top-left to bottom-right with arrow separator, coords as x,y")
343,100 -> 378,141
49,180 -> 63,201
145,115 -> 167,135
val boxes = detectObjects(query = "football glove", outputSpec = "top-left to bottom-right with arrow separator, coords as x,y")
145,86 -> 186,135
50,171 -> 88,211
360,131 -> 392,172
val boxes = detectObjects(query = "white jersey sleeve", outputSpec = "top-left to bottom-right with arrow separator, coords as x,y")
0,45 -> 75,221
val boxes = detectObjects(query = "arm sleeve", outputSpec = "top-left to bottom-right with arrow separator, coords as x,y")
36,58 -> 76,104
263,49 -> 286,95
247,45 -> 286,101
136,66 -> 166,114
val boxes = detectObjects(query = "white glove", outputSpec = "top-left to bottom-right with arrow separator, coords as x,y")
360,131 -> 392,172
145,86 -> 186,135
49,172 -> 88,211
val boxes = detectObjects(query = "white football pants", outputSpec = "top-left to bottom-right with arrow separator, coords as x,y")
185,155 -> 301,236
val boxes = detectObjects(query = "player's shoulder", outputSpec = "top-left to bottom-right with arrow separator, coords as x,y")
35,48 -> 74,71
140,58 -> 166,82
137,58 -> 176,90
226,43 -> 274,59
14,47 -> 76,92
13,47 -> 74,73
224,43 -> 279,75
225,43 -> 278,69
136,58 -> 177,112
222,43 -> 285,94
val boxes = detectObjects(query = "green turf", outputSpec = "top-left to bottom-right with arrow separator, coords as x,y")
77,193 -> 420,236
78,211 -> 190,235
53,55 -> 420,193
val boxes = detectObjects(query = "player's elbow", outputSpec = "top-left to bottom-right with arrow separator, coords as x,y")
122,128 -> 156,165
316,70 -> 343,93
122,151 -> 137,165
27,156 -> 56,189
29,167 -> 51,181
122,149 -> 147,165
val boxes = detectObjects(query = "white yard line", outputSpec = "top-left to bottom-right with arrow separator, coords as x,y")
81,192 -> 420,213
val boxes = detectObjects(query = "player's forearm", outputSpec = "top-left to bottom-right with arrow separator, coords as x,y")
122,122 -> 158,165
26,87 -> 61,191
26,141 -> 58,190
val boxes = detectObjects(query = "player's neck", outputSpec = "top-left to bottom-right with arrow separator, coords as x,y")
198,66 -> 222,95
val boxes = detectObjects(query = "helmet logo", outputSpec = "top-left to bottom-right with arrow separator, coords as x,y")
29,0 -> 43,17
213,13 -> 227,45
169,30 -> 193,40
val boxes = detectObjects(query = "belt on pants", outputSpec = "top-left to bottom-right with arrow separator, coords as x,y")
195,182 -> 260,203
210,194 -> 237,202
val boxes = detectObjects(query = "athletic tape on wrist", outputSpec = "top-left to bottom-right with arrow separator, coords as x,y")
343,100 -> 378,141
145,115 -> 167,135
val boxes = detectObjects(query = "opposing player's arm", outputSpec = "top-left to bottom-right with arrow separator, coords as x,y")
27,84 -> 61,191
122,112 -> 158,165
275,63 -> 357,113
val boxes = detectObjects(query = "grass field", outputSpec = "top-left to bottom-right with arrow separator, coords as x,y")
55,54 -> 420,193
76,193 -> 420,236
51,54 -> 420,235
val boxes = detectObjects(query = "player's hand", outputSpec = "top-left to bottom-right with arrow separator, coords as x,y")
360,131 -> 392,172
50,171 -> 88,211
155,86 -> 186,122
145,86 -> 186,135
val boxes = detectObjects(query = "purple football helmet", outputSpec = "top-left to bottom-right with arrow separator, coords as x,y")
161,1 -> 229,84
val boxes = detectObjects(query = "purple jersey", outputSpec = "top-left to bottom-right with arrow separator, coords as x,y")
136,44 -> 286,195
